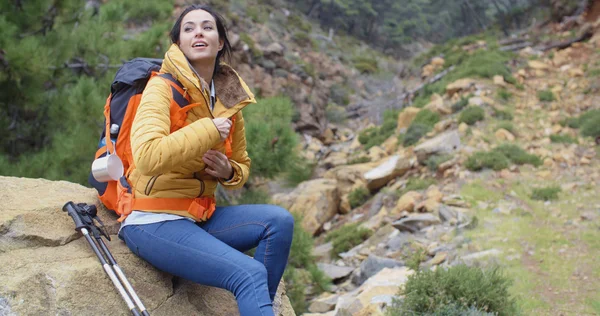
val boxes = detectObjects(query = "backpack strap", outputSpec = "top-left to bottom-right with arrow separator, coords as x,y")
157,73 -> 190,107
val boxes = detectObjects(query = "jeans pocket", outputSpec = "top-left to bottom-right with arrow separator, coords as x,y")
121,226 -> 141,256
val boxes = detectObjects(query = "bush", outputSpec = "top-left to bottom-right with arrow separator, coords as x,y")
580,111 -> 600,138
239,33 -> 262,57
459,106 -> 485,125
325,223 -> 372,257
293,31 -> 315,48
412,109 -> 441,127
465,151 -> 511,171
451,97 -> 469,113
348,156 -> 371,164
531,186 -> 561,201
497,88 -> 512,101
425,154 -> 453,172
348,187 -> 370,209
387,265 -> 518,316
494,144 -> 542,167
504,75 -> 517,85
325,103 -> 347,123
550,134 -> 577,144
398,177 -> 436,197
244,96 -> 300,178
493,109 -> 513,121
285,158 -> 314,186
236,188 -> 271,205
353,56 -> 379,74
537,90 -> 555,102
284,213 -> 332,313
358,109 -> 400,149
403,123 -> 432,146
329,84 -> 351,106
406,247 -> 428,271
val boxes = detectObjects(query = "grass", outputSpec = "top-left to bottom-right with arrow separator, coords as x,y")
537,90 -> 555,102
451,97 -> 469,113
549,134 -> 577,144
495,122 -> 515,134
358,109 -> 400,149
406,247 -> 428,271
493,109 -> 514,121
387,265 -> 519,316
348,187 -> 370,209
425,154 -> 453,172
397,177 -> 437,198
348,156 -> 371,165
325,223 -> 372,257
402,109 -> 440,147
465,144 -> 541,171
497,88 -> 513,101
531,186 -> 561,201
459,106 -> 485,125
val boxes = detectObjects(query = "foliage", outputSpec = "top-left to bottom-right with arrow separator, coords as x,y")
325,223 -> 372,257
244,96 -> 300,179
387,265 -> 518,316
406,247 -> 428,271
285,158 -> 314,186
425,154 -> 453,172
466,144 -> 541,171
531,186 -> 561,201
284,213 -> 332,313
580,111 -> 600,139
239,33 -> 262,57
293,31 -> 316,48
398,177 -> 436,197
413,109 -> 441,127
403,123 -> 431,146
550,134 -> 577,144
358,109 -> 400,149
353,56 -> 379,74
493,109 -> 514,121
236,188 -> 271,205
451,97 -> 469,113
329,84 -> 351,106
325,103 -> 347,123
348,156 -> 371,165
537,90 -> 555,102
348,187 -> 371,209
497,88 -> 512,101
459,106 -> 485,125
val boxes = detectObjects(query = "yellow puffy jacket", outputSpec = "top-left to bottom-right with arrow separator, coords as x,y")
128,43 -> 255,221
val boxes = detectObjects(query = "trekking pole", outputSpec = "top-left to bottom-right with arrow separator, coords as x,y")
63,201 -> 148,316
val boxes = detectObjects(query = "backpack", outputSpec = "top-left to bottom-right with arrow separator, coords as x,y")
88,58 -> 235,221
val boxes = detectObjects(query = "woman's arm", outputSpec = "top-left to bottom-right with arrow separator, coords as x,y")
130,77 -> 222,176
218,110 -> 251,189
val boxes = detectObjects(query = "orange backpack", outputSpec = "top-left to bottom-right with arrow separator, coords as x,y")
89,58 -> 234,222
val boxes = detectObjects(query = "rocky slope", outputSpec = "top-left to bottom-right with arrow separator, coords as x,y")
271,16 -> 600,316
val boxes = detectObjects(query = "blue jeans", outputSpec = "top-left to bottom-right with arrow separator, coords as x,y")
118,204 -> 294,316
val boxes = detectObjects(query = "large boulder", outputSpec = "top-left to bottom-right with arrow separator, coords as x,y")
272,178 -> 340,235
323,162 -> 378,196
414,130 -> 461,164
363,155 -> 415,192
0,176 -> 295,316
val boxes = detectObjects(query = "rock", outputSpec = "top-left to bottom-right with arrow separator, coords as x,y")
363,155 -> 414,192
468,96 -> 485,106
380,135 -> 399,154
392,213 -> 441,233
434,119 -> 453,133
415,198 -> 440,213
368,146 -> 388,162
334,267 -> 412,315
459,249 -> 502,265
528,60 -> 550,70
429,251 -> 448,265
426,186 -> 443,202
414,130 -> 461,164
493,75 -> 506,86
308,294 -> 338,313
263,42 -> 285,56
324,163 -> 378,196
567,67 -> 584,77
458,122 -> 469,133
322,151 -> 349,169
431,57 -> 445,67
390,191 -> 422,215
424,94 -> 451,115
351,255 -> 404,285
355,304 -> 385,316
0,177 -> 295,316
446,78 -> 475,96
313,242 -> 333,261
396,107 -> 421,132
317,263 -> 355,281
495,128 -> 515,141
273,179 -> 340,235
339,194 -> 351,214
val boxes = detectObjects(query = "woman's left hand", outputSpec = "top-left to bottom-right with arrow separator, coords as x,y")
203,150 -> 234,180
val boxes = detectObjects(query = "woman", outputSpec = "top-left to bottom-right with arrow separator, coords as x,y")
118,5 -> 294,316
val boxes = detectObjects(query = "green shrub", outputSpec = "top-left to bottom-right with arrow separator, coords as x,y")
531,186 -> 561,201
497,88 -> 512,101
236,189 -> 271,205
451,97 -> 469,113
412,109 -> 440,127
285,158 -> 314,186
244,96 -> 300,178
580,111 -> 600,138
387,265 -> 518,316
459,106 -> 485,125
406,247 -> 428,271
325,223 -> 372,257
465,151 -> 511,171
348,187 -> 370,209
504,75 -> 517,85
330,84 -> 351,106
398,178 -> 436,197
550,134 -> 577,144
348,156 -> 371,164
493,109 -> 513,121
326,103 -> 347,123
358,109 -> 399,149
537,90 -> 555,102
403,123 -> 432,146
515,83 -> 525,90
239,33 -> 262,57
293,31 -> 315,48
287,15 -> 312,33
495,122 -> 515,134
494,144 -> 542,167
412,94 -> 430,108
451,49 -> 513,80
425,154 -> 453,172
353,56 -> 379,74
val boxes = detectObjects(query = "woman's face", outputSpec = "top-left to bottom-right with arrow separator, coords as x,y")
178,9 -> 223,67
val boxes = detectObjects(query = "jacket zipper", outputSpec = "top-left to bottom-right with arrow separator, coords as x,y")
145,175 -> 161,195
194,172 -> 205,197
167,52 -> 213,118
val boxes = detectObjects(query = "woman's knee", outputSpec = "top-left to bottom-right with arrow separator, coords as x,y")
264,205 -> 294,236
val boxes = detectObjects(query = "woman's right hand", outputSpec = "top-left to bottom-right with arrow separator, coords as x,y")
212,118 -> 232,141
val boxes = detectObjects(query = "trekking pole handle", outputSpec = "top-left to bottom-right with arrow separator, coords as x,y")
63,201 -> 86,231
